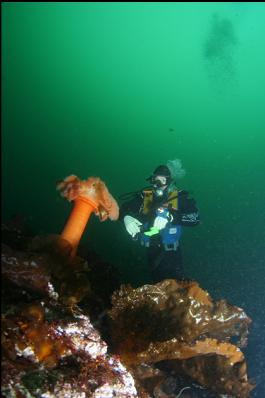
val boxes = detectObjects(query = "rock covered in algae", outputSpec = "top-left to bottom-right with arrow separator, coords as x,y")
1,222 -> 255,397
108,279 -> 254,397
1,232 -> 119,318
1,230 -> 136,398
1,297 -> 138,397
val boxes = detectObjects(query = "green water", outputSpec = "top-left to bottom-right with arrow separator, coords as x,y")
2,3 -> 265,395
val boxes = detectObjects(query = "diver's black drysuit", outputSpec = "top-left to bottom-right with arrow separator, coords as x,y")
119,189 -> 200,283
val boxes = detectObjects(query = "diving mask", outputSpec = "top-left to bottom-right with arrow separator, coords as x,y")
152,176 -> 167,188
152,176 -> 168,197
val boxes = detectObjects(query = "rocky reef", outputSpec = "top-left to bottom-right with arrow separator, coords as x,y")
108,280 -> 253,397
1,220 -> 255,397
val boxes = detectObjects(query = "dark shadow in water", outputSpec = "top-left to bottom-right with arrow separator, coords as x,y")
203,13 -> 238,89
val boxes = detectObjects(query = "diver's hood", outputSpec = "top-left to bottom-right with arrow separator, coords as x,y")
146,164 -> 172,185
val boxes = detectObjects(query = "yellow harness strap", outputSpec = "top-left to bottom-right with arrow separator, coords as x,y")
142,190 -> 178,215
142,190 -> 153,215
167,190 -> 179,211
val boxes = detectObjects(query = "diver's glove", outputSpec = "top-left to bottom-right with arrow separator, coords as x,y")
124,215 -> 143,238
153,208 -> 173,230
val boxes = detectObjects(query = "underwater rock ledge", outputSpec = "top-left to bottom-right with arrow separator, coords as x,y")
1,223 -> 255,397
1,226 -> 135,398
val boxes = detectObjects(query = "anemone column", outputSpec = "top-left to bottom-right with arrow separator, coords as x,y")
57,175 -> 119,257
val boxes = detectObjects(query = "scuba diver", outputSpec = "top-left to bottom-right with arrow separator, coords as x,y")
119,159 -> 200,283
